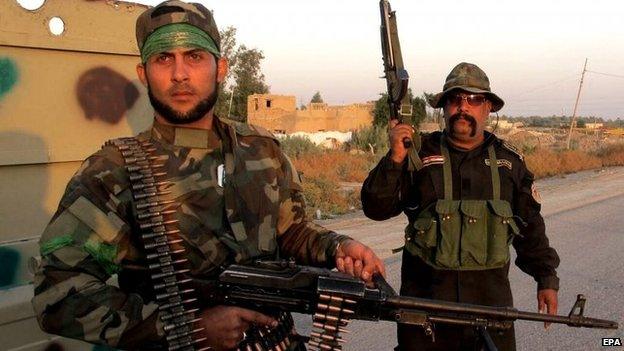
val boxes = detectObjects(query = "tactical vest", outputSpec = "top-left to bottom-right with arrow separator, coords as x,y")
404,136 -> 521,270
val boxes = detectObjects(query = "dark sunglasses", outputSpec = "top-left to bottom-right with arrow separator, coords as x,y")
446,94 -> 487,107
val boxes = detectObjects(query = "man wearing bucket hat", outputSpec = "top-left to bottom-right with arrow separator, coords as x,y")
362,62 -> 560,350
32,1 -> 384,350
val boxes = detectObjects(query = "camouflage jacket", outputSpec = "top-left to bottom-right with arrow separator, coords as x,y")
32,116 -> 350,349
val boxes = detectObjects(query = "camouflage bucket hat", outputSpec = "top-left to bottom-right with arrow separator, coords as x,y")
136,1 -> 221,55
428,62 -> 505,112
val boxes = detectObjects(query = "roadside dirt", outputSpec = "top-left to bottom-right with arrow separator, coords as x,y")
318,166 -> 624,260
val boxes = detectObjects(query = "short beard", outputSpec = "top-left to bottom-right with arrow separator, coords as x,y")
147,79 -> 219,125
448,112 -> 478,138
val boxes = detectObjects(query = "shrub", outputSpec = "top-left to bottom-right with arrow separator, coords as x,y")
347,125 -> 389,155
292,151 -> 376,184
525,144 -> 624,179
286,136 -> 624,217
593,144 -> 624,167
280,135 -> 322,158
291,150 -> 377,218
301,177 -> 351,218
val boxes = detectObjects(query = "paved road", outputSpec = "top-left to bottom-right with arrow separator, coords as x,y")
294,167 -> 624,350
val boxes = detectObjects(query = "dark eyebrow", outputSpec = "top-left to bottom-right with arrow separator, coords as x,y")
184,49 -> 206,55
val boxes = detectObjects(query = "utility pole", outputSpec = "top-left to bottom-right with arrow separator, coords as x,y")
566,58 -> 588,149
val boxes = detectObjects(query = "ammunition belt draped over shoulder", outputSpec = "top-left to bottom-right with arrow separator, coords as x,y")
107,137 -> 205,351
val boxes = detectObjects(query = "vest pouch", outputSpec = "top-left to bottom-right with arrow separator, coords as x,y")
412,216 -> 438,248
486,200 -> 519,267
434,200 -> 461,269
405,214 -> 438,263
459,200 -> 489,267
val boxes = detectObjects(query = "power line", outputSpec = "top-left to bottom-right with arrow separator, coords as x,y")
510,69 -> 624,101
586,70 -> 624,79
512,73 -> 579,97
510,96 -> 624,102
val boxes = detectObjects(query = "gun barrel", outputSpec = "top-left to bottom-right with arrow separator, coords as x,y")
512,309 -> 618,329
385,296 -> 618,330
380,0 -> 394,68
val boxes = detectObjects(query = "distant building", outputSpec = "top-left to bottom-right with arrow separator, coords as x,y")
495,120 -> 524,129
585,122 -> 604,130
247,94 -> 373,133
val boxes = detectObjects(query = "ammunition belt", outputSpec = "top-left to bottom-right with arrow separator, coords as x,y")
308,293 -> 355,351
107,137 -> 207,351
237,311 -> 300,351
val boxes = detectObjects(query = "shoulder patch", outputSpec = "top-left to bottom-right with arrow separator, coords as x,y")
501,140 -> 524,161
422,155 -> 444,168
220,117 -> 278,141
485,158 -> 513,171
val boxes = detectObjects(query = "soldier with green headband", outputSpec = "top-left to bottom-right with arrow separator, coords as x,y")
32,1 -> 385,350
362,62 -> 560,351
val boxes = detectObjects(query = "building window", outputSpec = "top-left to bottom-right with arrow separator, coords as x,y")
255,98 -> 259,111
266,100 -> 272,108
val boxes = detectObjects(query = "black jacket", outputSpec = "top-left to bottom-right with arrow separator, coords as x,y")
362,131 -> 560,306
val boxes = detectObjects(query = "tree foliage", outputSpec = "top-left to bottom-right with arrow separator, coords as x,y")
373,89 -> 427,127
311,91 -> 324,103
214,26 -> 269,121
214,27 -> 236,119
229,45 -> 269,120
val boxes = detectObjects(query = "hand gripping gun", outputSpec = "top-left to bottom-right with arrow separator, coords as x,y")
197,261 -> 618,351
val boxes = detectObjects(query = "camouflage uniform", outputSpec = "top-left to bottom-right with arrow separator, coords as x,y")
32,116 -> 350,349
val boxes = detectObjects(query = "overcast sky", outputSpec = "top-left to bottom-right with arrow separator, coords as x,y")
21,0 -> 624,118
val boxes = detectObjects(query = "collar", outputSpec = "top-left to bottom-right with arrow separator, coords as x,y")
442,130 -> 497,153
151,117 -> 223,149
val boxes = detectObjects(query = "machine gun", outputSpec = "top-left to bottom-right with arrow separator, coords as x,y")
380,0 -> 413,148
197,261 -> 618,351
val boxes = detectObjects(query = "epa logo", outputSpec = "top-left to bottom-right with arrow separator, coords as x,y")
602,338 -> 622,346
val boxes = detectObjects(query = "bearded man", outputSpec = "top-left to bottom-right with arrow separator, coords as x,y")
32,2 -> 384,350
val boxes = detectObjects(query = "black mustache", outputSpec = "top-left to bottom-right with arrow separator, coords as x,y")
169,85 -> 196,95
449,113 -> 476,125
449,113 -> 478,137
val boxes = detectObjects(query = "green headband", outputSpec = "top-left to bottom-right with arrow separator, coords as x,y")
141,23 -> 220,63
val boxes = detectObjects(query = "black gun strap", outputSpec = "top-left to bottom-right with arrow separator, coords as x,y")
107,137 -> 207,351
406,132 -> 424,172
